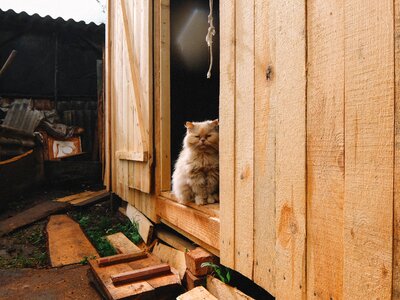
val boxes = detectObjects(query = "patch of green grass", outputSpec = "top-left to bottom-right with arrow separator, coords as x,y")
0,250 -> 47,269
70,207 -> 141,257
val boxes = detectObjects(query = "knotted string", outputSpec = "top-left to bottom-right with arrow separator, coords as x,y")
206,0 -> 215,79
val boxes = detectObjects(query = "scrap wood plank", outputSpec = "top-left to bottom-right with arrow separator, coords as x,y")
124,203 -> 154,244
106,232 -> 142,254
176,286 -> 217,300
152,242 -> 186,279
47,215 -> 99,267
206,276 -> 254,300
89,253 -> 182,300
55,189 -> 109,206
111,263 -> 171,285
0,201 -> 70,236
98,252 -> 147,267
156,227 -> 196,252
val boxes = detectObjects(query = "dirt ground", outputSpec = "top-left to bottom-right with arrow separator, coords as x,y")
0,265 -> 101,300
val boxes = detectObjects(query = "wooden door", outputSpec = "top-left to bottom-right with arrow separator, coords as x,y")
106,0 -> 153,196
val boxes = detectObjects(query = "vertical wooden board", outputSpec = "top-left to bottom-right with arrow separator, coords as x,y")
104,0 -> 112,190
306,1 -> 345,299
160,0 -> 171,192
234,0 -> 254,280
394,0 -> 400,297
275,0 -> 306,299
219,0 -> 236,270
344,1 -> 394,299
253,0 -> 276,294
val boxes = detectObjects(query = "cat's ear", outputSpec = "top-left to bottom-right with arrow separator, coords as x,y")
185,122 -> 194,129
211,119 -> 219,127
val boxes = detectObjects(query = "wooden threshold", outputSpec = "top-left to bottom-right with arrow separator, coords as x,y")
156,196 -> 220,256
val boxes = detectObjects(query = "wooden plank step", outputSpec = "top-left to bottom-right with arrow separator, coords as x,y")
54,189 -> 109,206
177,286 -> 217,300
206,276 -> 254,300
152,242 -> 186,279
47,215 -> 99,267
106,232 -> 142,254
0,201 -> 70,236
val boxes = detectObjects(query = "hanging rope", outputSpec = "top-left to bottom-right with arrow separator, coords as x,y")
206,0 -> 215,79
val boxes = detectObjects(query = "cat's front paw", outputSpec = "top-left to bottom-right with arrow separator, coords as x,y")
207,194 -> 219,204
195,195 -> 207,205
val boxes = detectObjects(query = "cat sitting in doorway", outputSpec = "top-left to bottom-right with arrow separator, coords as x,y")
172,119 -> 219,205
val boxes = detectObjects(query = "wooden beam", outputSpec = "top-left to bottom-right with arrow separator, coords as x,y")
97,252 -> 147,267
111,263 -> 171,285
156,196 -> 220,252
116,150 -> 148,162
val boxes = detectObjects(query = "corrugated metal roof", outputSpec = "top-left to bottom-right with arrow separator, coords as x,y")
0,9 -> 105,36
3,99 -> 43,134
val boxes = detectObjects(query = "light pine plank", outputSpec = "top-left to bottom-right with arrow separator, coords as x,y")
253,0 -> 276,294
234,0 -> 254,280
343,1 -> 394,299
306,1 -> 345,299
394,0 -> 400,297
219,0 -> 236,270
47,215 -> 99,267
275,0 -> 307,299
156,197 -> 220,251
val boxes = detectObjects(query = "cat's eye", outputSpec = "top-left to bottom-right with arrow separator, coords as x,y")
206,134 -> 211,138
195,135 -> 200,138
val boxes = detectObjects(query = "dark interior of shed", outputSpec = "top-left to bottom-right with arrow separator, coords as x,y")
0,10 -> 105,197
170,0 -> 220,171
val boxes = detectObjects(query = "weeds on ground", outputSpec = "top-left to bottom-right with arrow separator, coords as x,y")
70,206 -> 141,257
201,262 -> 232,284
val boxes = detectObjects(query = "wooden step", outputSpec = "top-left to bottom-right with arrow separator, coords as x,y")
106,232 -> 142,254
47,214 -> 99,267
54,189 -> 109,206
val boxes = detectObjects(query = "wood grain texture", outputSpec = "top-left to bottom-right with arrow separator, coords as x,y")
152,242 -> 186,279
219,0 -> 236,270
395,0 -> 400,297
306,1 -> 345,298
156,197 -> 220,251
177,286 -> 217,300
274,0 -> 307,299
253,0 -> 276,294
234,0 -> 254,280
344,1 -> 394,299
106,232 -> 142,254
47,215 -> 99,267
206,276 -> 254,300
155,228 -> 196,252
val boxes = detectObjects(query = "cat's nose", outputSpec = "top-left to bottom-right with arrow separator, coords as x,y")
200,138 -> 206,143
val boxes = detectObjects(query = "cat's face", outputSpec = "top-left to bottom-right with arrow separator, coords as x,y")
184,119 -> 219,152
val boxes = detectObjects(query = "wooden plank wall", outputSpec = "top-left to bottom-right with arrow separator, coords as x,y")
221,0 -> 398,299
107,0 -> 156,221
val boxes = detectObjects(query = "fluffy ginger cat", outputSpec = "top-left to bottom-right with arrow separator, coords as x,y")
172,119 -> 219,205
